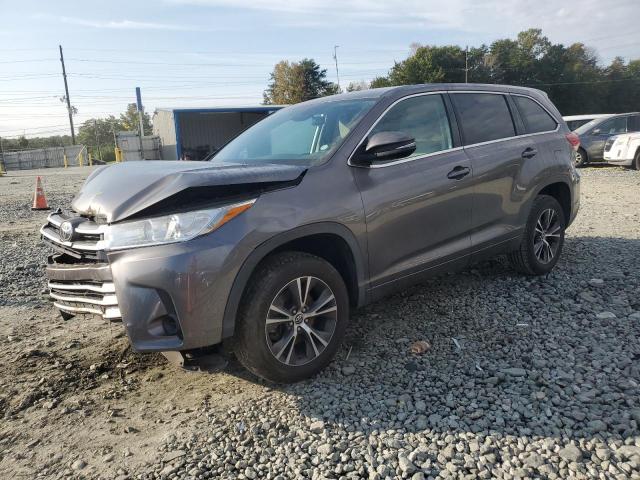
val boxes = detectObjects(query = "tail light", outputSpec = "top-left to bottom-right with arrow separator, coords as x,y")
565,132 -> 580,151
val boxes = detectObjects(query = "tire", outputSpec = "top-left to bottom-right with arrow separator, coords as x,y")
574,148 -> 588,167
508,195 -> 566,276
634,149 -> 640,171
233,251 -> 349,383
59,310 -> 74,321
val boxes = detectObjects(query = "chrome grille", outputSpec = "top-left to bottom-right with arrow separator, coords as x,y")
49,279 -> 121,320
42,211 -> 121,321
40,211 -> 107,261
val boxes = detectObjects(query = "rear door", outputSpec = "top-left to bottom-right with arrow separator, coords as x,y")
351,93 -> 474,289
449,91 -> 536,252
511,94 -> 561,162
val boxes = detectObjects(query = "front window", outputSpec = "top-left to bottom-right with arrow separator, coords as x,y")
575,116 -> 625,136
369,94 -> 453,158
594,116 -> 627,135
212,98 -> 377,166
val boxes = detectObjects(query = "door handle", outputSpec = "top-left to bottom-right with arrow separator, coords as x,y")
522,147 -> 538,159
447,166 -> 471,180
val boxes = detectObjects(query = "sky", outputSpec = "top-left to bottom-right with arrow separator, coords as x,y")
1,0 -> 639,140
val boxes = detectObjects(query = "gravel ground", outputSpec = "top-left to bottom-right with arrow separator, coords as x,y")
0,165 -> 639,480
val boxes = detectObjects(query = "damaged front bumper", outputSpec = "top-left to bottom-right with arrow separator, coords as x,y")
41,210 -> 121,322
41,210 -> 240,353
47,258 -> 121,321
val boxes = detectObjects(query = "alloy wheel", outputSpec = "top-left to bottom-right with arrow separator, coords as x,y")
264,276 -> 338,366
574,150 -> 583,166
533,208 -> 562,264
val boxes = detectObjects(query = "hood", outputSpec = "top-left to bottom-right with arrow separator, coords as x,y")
615,132 -> 640,141
72,161 -> 306,223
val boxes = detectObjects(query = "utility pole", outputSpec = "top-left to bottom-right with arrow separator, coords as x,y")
333,45 -> 341,91
135,87 -> 145,160
0,136 -> 6,173
93,119 -> 102,161
465,46 -> 469,83
59,45 -> 76,144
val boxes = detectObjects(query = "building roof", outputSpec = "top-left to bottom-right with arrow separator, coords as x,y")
154,105 -> 285,115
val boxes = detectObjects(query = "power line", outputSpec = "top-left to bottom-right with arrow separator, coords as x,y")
0,59 -> 57,64
0,124 -> 70,134
525,77 -> 640,87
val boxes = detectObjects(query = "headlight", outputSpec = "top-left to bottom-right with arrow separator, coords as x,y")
103,199 -> 255,251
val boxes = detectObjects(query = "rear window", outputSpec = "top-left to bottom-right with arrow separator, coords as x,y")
514,96 -> 557,133
451,93 -> 516,145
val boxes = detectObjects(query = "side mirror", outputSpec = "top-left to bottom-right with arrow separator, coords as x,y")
591,128 -> 602,136
353,131 -> 416,165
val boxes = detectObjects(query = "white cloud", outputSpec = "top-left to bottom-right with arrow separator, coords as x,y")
43,15 -> 204,31
166,0 -> 640,60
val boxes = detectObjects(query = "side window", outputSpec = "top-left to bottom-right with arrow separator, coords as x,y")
596,117 -> 627,135
451,93 -> 516,145
370,94 -> 453,157
513,96 -> 557,133
628,115 -> 640,132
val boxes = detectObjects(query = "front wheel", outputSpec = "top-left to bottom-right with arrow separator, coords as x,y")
508,195 -> 566,275
634,149 -> 640,171
233,251 -> 349,383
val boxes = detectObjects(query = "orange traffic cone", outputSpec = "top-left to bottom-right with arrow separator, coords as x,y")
31,176 -> 50,211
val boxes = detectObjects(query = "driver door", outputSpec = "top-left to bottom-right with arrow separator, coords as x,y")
351,93 -> 474,293
588,116 -> 628,161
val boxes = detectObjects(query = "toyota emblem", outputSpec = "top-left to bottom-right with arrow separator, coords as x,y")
59,221 -> 74,242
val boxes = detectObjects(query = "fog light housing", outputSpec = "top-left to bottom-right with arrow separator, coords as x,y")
161,315 -> 180,337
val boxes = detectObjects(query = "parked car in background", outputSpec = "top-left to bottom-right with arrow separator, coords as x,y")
604,132 -> 640,169
563,114 -> 612,131
573,112 -> 640,167
41,84 -> 580,382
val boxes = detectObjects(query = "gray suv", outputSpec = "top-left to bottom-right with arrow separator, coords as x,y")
41,84 -> 580,382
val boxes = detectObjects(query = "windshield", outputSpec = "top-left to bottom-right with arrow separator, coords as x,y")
211,98 -> 377,166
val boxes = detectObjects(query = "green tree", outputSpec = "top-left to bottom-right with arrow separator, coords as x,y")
77,115 -> 122,161
263,59 -> 339,104
370,76 -> 393,88
78,116 -> 121,148
367,28 -> 640,115
119,103 -> 152,135
346,80 -> 369,92
371,44 -> 491,87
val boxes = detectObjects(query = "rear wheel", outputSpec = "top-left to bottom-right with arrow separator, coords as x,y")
234,251 -> 349,383
574,148 -> 587,167
508,195 -> 566,275
634,149 -> 640,170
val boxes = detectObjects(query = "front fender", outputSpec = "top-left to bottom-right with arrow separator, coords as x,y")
221,222 -> 368,339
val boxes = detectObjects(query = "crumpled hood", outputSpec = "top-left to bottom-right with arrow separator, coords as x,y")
72,160 -> 306,223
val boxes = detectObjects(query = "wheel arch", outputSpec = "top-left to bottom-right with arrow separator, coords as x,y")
578,146 -> 589,161
221,223 -> 367,339
536,181 -> 572,222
